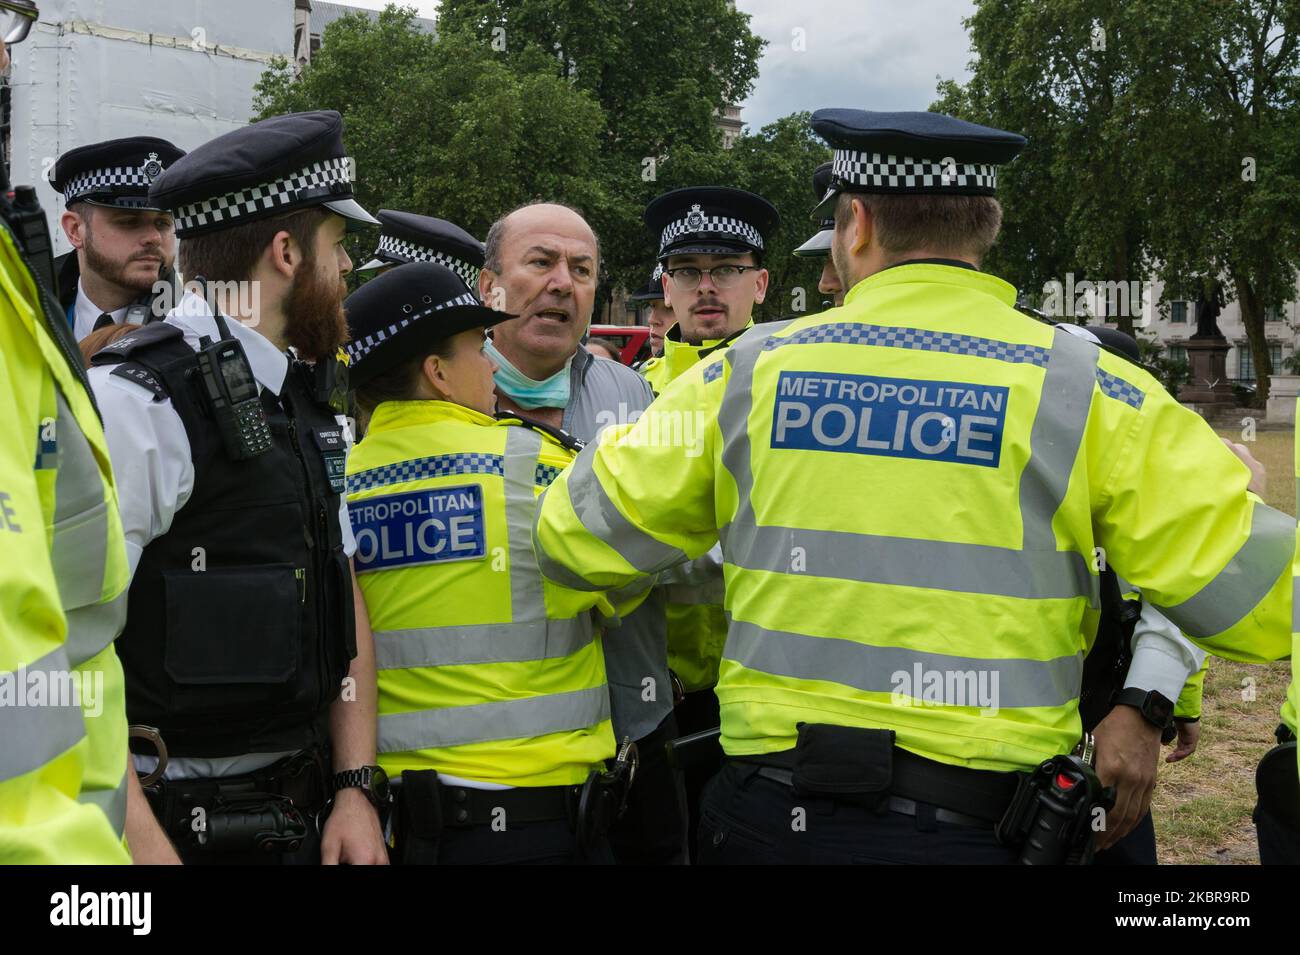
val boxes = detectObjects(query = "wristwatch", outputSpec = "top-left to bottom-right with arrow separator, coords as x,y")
1112,688 -> 1177,743
332,765 -> 391,809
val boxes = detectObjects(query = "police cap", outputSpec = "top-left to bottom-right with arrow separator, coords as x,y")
644,186 -> 779,261
343,261 -> 510,389
149,110 -> 378,238
793,161 -> 835,258
50,136 -> 186,211
357,210 -> 485,290
810,109 -> 1027,218
627,263 -> 665,302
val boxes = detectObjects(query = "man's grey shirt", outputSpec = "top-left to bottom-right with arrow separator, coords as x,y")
562,350 -> 674,742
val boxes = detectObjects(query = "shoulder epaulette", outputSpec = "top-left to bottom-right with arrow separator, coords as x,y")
90,321 -> 185,365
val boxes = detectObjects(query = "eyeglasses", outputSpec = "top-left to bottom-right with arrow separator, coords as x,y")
0,1 -> 37,45
664,265 -> 758,291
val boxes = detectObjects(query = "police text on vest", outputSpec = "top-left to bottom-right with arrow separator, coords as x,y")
351,485 -> 487,573
771,371 -> 1008,467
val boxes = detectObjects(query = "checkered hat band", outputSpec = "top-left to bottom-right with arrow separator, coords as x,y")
660,214 -> 763,254
344,291 -> 481,363
376,234 -> 479,287
63,166 -> 154,203
172,156 -> 353,233
832,149 -> 998,192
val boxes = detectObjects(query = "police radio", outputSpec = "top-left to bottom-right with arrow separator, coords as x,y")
191,278 -> 273,460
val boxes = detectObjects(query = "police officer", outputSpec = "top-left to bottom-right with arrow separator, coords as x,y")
635,187 -> 779,856
343,262 -> 641,864
49,137 -> 185,340
793,162 -> 845,307
87,110 -> 388,865
639,187 -> 778,396
355,209 -> 484,289
628,264 -> 672,363
533,109 -> 1294,864
0,10 -> 135,864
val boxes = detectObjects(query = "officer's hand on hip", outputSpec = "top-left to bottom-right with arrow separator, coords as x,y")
1091,704 -> 1162,850
1165,719 -> 1202,763
1221,438 -> 1265,496
320,788 -> 389,865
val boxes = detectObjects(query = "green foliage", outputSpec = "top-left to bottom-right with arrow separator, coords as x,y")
938,0 -> 1300,400
253,7 -> 606,281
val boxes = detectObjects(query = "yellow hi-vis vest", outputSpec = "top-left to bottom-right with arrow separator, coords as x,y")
0,221 -> 130,862
347,400 -> 617,787
1282,398 -> 1299,774
535,262 -> 1295,773
642,321 -> 753,692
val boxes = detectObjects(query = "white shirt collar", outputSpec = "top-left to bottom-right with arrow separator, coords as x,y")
165,291 -> 290,395
74,277 -> 131,341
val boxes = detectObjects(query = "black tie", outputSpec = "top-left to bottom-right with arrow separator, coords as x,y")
93,313 -> 115,331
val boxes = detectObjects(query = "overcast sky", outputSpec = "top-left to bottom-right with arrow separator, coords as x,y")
344,0 -> 978,129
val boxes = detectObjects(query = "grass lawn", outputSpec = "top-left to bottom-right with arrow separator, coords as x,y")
1149,427 -> 1293,864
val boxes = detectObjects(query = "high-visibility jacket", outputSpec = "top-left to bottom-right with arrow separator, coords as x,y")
0,221 -> 131,863
347,400 -> 622,787
642,321 -> 753,692
1283,400 -> 1300,776
535,262 -> 1294,773
641,321 -> 752,397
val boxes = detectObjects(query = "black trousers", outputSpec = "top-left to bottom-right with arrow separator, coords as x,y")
1093,811 -> 1157,865
1255,802 -> 1300,865
697,761 -> 1019,864
607,710 -> 689,864
430,819 -> 614,865
675,689 -> 722,862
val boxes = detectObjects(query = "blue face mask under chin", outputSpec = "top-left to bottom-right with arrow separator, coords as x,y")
485,338 -> 573,410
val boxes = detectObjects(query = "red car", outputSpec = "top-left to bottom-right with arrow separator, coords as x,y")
587,324 -> 651,366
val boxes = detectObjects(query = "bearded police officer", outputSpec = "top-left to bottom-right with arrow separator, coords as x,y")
533,109 -> 1294,864
87,110 -> 388,865
49,137 -> 185,339
356,210 -> 484,288
793,162 -> 844,307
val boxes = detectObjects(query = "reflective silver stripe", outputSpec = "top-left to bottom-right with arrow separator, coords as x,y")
50,392 -> 110,612
532,502 -> 607,592
718,320 -> 1098,603
0,646 -> 87,783
1293,572 -> 1300,634
725,616 -> 1083,709
64,590 -> 128,669
378,684 -> 611,753
724,522 -> 1092,599
504,426 -> 547,622
1018,328 -> 1097,550
564,440 -> 689,574
79,769 -> 129,836
1154,502 -> 1296,638
664,579 -> 725,605
373,616 -> 594,670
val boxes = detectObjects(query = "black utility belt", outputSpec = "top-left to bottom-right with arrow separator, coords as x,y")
390,743 -> 638,865
143,747 -> 330,856
737,724 -> 1112,864
738,726 -> 1019,826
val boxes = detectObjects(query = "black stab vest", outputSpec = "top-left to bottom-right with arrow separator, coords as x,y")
92,324 -> 356,757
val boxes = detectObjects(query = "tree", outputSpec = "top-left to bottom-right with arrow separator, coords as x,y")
252,7 -> 606,275
938,0 -> 1300,400
436,0 -> 765,291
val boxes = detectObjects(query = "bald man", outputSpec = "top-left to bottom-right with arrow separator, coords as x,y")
479,201 -> 689,864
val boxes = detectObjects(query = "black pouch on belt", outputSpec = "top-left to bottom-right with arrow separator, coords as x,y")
394,770 -> 443,865
791,723 -> 895,809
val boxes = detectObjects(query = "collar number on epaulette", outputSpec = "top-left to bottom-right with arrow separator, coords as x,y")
111,363 -> 169,401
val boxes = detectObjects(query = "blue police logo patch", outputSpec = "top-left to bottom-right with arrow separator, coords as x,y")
770,371 -> 1008,467
350,484 -> 486,573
